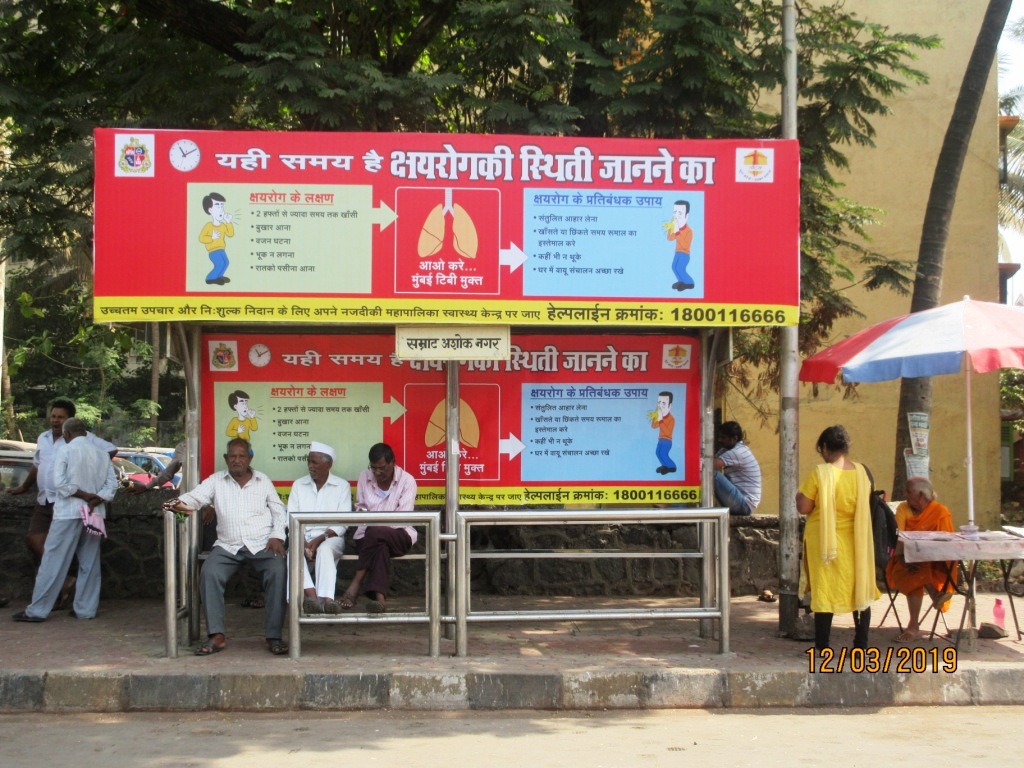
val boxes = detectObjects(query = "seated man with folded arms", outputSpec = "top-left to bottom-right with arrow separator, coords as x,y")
338,443 -> 417,613
288,440 -> 351,614
885,476 -> 955,643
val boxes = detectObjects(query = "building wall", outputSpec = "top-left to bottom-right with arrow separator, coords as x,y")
726,0 -> 1002,526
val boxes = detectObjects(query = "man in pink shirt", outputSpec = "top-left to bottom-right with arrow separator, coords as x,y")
338,443 -> 417,613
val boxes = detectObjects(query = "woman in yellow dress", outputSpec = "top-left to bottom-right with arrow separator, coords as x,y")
796,425 -> 879,650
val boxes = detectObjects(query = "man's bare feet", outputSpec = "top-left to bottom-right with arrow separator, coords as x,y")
894,629 -> 919,644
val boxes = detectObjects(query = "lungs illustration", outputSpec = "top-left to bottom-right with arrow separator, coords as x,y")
424,397 -> 481,448
417,203 -> 479,259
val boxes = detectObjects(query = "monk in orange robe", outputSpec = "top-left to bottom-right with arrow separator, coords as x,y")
885,477 -> 955,643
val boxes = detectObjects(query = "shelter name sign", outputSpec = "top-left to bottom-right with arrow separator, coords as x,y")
94,129 -> 799,327
396,326 -> 510,360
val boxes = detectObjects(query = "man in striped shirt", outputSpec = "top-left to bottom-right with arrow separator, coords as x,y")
164,438 -> 288,656
713,421 -> 761,516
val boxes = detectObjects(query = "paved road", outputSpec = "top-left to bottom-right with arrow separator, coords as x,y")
0,706 -> 1017,766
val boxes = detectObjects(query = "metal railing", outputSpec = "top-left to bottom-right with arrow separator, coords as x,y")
453,507 -> 730,655
165,506 -> 729,658
163,508 -> 202,658
287,510 -> 442,659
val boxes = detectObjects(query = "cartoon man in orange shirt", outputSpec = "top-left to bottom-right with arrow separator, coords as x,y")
649,391 -> 677,475
665,200 -> 694,291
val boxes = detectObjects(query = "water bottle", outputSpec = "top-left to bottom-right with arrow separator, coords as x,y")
993,598 -> 1006,629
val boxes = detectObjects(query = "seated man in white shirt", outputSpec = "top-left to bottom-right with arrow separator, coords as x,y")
164,438 -> 288,656
288,441 -> 351,614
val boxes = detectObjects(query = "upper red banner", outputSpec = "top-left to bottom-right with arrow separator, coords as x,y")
93,129 -> 800,327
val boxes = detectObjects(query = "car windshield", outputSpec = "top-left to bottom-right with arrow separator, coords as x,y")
0,454 -> 32,490
113,457 -> 145,474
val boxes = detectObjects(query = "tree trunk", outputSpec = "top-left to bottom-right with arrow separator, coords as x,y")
893,0 -> 1011,495
150,322 -> 161,433
2,350 -> 20,441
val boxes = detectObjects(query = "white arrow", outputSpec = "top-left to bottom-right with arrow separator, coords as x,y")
372,200 -> 397,232
499,433 -> 525,460
499,243 -> 527,272
382,396 -> 406,424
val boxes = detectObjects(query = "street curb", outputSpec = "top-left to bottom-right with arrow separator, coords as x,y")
1,667 -> 1021,712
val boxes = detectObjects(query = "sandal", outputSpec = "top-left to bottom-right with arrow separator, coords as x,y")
266,638 -> 289,655
241,595 -> 266,609
322,599 -> 341,614
302,596 -> 324,614
758,589 -> 778,603
366,599 -> 386,614
194,640 -> 225,656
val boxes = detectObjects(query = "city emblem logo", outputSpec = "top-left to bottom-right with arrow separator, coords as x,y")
735,147 -> 774,183
662,343 -> 692,369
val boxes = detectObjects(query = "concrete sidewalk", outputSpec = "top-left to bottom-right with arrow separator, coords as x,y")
1,592 -> 1022,712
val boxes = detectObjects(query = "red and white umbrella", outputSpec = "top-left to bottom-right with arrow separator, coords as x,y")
800,297 -> 1024,524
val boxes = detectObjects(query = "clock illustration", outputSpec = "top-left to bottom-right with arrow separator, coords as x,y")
168,139 -> 201,172
248,343 -> 272,367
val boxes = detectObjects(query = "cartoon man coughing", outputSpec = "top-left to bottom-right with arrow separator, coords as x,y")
199,192 -> 234,286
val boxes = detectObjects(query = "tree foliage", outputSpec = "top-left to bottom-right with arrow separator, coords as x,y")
999,14 -> 1024,237
0,0 -> 939,432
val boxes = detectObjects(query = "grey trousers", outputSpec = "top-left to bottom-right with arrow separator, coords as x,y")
200,545 -> 287,640
26,518 -> 102,619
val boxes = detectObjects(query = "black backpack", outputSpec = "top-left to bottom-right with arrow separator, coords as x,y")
863,465 -> 898,577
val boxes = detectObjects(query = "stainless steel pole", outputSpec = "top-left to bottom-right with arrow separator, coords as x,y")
444,361 -> 461,640
778,0 -> 801,637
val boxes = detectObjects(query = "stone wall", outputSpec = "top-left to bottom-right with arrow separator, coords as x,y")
0,490 -> 782,602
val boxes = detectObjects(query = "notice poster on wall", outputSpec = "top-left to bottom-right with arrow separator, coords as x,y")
94,130 -> 799,328
200,333 -> 701,505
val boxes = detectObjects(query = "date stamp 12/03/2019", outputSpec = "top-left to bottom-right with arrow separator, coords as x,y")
806,646 -> 957,674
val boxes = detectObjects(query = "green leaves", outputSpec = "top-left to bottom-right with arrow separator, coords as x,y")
0,0 -> 941,427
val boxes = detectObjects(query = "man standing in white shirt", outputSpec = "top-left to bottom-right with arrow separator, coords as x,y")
164,438 -> 288,656
9,398 -> 116,608
288,441 -> 351,614
12,418 -> 119,622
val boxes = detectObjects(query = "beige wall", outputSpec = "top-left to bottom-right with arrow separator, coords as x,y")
726,0 -> 1001,527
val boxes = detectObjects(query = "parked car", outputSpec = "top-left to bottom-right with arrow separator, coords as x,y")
0,449 -> 34,491
116,450 -> 180,488
113,455 -> 175,489
0,450 -> 164,493
142,446 -> 177,458
0,439 -> 36,452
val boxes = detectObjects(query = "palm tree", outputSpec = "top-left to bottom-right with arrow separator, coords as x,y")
893,0 -> 1013,495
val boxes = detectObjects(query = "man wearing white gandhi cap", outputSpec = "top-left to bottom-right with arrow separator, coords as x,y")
287,441 -> 352,613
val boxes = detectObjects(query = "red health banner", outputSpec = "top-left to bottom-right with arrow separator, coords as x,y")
201,333 -> 702,505
95,129 -> 799,327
